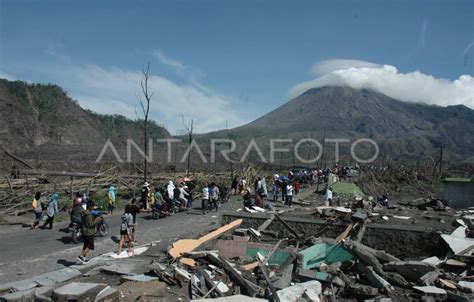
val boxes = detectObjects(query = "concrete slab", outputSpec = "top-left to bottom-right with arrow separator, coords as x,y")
383,261 -> 436,282
53,282 -> 105,302
458,281 -> 474,293
441,234 -> 474,255
277,280 -> 322,302
452,226 -> 467,238
0,279 -> 38,293
413,286 -> 447,299
422,256 -> 443,266
35,267 -> 82,286
94,285 -> 119,302
101,262 -> 145,276
0,288 -> 35,301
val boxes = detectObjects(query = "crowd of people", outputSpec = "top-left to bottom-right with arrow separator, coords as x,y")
27,166 -> 369,264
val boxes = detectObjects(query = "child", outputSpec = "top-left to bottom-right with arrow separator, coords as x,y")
118,205 -> 134,256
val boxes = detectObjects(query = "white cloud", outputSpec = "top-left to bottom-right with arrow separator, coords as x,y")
311,59 -> 381,76
39,62 -> 249,134
290,59 -> 474,109
154,49 -> 187,72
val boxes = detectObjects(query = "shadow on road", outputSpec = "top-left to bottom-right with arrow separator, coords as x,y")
110,235 -> 120,243
57,259 -> 77,267
59,227 -> 70,233
57,236 -> 77,245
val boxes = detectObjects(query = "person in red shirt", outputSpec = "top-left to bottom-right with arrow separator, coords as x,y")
294,180 -> 300,196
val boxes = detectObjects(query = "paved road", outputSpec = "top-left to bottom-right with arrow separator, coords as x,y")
0,198 -> 228,283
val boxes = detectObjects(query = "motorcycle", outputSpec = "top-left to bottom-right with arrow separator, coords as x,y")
70,207 -> 109,244
151,201 -> 179,219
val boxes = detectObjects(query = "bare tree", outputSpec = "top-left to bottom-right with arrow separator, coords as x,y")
182,115 -> 194,177
226,120 -> 235,183
138,63 -> 154,183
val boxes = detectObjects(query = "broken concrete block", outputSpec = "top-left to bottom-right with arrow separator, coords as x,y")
0,279 -> 38,293
383,261 -> 436,282
276,280 -> 321,302
35,267 -> 83,287
215,281 -> 230,293
422,256 -> 443,266
458,281 -> 474,293
34,286 -> 55,302
446,291 -> 474,302
302,288 -> 320,301
357,263 -> 394,294
440,234 -> 474,255
349,284 -> 378,297
444,259 -> 467,270
273,263 -> 293,290
101,262 -> 143,276
94,286 -> 119,302
413,286 -> 447,300
174,267 -> 192,283
385,272 -> 410,288
0,288 -> 35,302
419,271 -> 440,286
53,283 -> 105,302
452,226 -> 468,238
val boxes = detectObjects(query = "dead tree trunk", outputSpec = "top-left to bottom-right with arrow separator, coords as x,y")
138,63 -> 154,183
182,116 -> 194,177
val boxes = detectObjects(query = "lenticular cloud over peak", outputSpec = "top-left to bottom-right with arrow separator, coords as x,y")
289,59 -> 474,109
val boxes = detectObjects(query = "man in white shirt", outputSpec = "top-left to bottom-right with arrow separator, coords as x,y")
201,182 -> 209,213
286,183 -> 293,206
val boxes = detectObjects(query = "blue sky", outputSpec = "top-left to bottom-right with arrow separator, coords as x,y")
0,0 -> 473,133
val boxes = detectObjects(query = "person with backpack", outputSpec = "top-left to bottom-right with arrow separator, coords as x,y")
117,204 -> 134,256
30,192 -> 43,229
42,192 -> 59,229
77,201 -> 99,263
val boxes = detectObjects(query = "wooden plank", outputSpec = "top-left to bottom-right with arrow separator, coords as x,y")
258,262 -> 280,302
169,219 -> 243,259
207,253 -> 259,297
257,214 -> 275,232
275,214 -> 301,238
335,223 -> 353,243
262,239 -> 286,266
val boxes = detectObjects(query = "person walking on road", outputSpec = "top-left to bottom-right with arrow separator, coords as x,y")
286,183 -> 294,207
295,180 -> 300,196
117,205 -> 134,256
107,185 -> 116,215
272,180 -> 279,202
42,192 -> 59,229
77,201 -> 99,263
201,182 -> 209,214
30,191 -> 43,229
